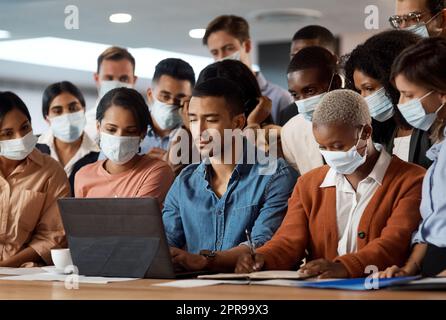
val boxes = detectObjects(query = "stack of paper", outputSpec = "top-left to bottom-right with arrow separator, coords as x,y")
198,270 -> 311,280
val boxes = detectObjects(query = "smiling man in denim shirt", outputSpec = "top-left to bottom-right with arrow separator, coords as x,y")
162,77 -> 298,273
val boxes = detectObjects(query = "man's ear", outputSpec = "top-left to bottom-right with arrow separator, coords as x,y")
133,75 -> 138,85
146,87 -> 154,105
44,116 -> 51,126
96,121 -> 101,134
233,113 -> 247,130
242,39 -> 252,54
94,72 -> 100,87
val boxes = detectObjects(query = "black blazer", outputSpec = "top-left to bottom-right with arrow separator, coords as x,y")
408,128 -> 433,169
35,143 -> 99,196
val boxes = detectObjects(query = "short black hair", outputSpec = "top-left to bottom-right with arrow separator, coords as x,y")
427,0 -> 445,15
97,87 -> 151,134
292,25 -> 336,53
344,30 -> 421,131
196,60 -> 261,119
152,58 -> 196,87
42,81 -> 86,118
288,46 -> 338,84
192,78 -> 245,117
0,91 -> 31,124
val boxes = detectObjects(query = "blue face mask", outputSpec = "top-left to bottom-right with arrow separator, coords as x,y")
295,93 -> 326,122
364,87 -> 395,122
295,73 -> 335,122
150,98 -> 183,130
405,23 -> 430,38
404,11 -> 442,38
397,91 -> 445,131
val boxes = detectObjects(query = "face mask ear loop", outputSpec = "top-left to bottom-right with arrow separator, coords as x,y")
326,73 -> 336,93
420,90 -> 435,102
355,125 -> 367,151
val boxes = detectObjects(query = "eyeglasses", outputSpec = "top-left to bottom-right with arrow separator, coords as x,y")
389,11 -> 426,29
389,10 -> 442,29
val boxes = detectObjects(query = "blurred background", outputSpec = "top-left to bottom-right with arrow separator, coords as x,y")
0,0 -> 394,133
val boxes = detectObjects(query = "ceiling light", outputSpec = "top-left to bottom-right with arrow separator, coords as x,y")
189,28 -> 206,39
109,13 -> 132,24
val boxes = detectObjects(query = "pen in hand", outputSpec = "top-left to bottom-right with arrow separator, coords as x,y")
245,229 -> 257,270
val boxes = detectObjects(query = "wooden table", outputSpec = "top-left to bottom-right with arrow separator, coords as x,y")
0,278 -> 445,300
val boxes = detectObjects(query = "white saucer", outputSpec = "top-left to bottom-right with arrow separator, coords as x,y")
41,266 -> 73,275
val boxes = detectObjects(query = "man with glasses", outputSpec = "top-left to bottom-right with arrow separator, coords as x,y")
390,0 -> 446,37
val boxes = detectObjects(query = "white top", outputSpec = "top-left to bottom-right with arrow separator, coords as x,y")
84,104 -> 98,141
38,130 -> 100,177
392,135 -> 411,162
281,114 -> 324,175
319,145 -> 392,256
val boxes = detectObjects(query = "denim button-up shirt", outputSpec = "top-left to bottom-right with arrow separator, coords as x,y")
162,154 -> 298,254
412,133 -> 446,247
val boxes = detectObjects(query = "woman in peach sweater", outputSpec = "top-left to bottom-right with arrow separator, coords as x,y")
74,87 -> 174,207
236,90 -> 425,278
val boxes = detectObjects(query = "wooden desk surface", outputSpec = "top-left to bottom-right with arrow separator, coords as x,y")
0,278 -> 445,300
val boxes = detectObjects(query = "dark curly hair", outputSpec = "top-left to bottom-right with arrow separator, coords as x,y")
342,30 -> 421,147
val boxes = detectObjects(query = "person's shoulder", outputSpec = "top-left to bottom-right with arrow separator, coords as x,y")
75,159 -> 102,178
176,162 -> 202,179
298,165 -> 331,185
281,115 -> 312,142
388,156 -> 426,178
31,149 -> 66,179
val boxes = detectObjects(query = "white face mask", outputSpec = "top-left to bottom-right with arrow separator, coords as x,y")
98,80 -> 134,99
150,98 -> 183,130
99,132 -> 140,165
295,93 -> 326,122
49,110 -> 86,143
295,74 -> 335,122
0,131 -> 38,161
219,51 -> 241,62
319,127 -> 368,175
397,91 -> 445,131
364,87 -> 395,122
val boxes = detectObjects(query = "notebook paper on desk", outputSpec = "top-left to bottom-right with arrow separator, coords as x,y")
198,270 -> 311,280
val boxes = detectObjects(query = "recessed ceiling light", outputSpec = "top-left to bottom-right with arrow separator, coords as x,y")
248,8 -> 322,22
0,30 -> 11,39
109,13 -> 132,24
189,28 -> 206,39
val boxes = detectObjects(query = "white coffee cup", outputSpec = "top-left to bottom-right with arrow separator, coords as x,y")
51,248 -> 73,270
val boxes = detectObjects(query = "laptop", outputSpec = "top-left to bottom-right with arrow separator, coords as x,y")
58,197 -> 202,279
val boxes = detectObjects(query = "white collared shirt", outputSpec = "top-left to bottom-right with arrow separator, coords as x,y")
37,130 -> 100,177
392,135 -> 411,162
281,114 -> 324,175
319,145 -> 392,256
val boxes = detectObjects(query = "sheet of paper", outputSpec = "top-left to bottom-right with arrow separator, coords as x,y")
1,273 -> 139,284
0,267 -> 45,276
198,270 -> 309,280
153,279 -> 249,288
409,277 -> 446,284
